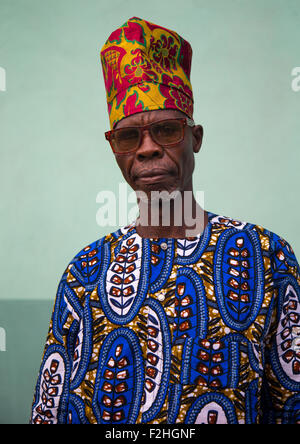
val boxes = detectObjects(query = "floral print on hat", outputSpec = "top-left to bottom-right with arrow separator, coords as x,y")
100,17 -> 194,128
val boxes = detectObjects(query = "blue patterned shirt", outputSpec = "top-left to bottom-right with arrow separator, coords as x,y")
30,212 -> 300,424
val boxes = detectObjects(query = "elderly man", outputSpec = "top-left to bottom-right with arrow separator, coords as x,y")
30,17 -> 300,424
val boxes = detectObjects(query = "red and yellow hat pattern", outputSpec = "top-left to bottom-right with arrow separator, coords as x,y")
100,17 -> 194,128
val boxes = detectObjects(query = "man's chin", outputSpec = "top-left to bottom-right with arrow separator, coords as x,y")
134,185 -> 183,207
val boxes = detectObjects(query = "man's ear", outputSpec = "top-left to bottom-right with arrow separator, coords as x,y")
192,125 -> 204,153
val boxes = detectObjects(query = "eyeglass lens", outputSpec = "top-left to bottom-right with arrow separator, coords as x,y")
112,119 -> 184,153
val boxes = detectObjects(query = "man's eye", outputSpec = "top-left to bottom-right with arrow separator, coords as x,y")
119,130 -> 138,140
155,125 -> 175,134
163,126 -> 174,133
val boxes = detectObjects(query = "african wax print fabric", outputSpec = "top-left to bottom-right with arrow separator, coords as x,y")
100,17 -> 193,129
30,211 -> 300,424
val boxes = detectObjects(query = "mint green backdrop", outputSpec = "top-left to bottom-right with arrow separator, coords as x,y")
0,0 -> 299,423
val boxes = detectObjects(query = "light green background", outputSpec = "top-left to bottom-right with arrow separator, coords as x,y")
0,0 -> 299,423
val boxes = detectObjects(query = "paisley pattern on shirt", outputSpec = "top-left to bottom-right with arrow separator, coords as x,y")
30,212 -> 300,424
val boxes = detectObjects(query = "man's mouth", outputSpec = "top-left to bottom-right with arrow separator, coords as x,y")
134,168 -> 174,182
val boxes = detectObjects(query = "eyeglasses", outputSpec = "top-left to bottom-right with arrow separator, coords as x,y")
105,117 -> 195,154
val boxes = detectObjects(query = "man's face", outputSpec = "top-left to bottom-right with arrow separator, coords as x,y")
113,109 -> 203,196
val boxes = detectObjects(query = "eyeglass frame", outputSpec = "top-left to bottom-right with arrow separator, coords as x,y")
104,117 -> 195,155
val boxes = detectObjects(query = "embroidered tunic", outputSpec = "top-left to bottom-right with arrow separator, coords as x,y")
30,212 -> 300,424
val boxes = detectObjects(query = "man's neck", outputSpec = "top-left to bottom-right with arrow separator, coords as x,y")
134,190 -> 207,238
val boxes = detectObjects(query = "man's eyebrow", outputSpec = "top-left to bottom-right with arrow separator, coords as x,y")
117,116 -> 195,129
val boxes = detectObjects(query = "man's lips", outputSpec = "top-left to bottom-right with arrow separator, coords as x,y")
134,168 -> 174,181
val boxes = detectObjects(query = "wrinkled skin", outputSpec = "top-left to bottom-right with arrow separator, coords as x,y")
112,108 -> 206,237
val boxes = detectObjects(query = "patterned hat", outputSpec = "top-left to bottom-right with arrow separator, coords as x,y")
100,17 -> 194,128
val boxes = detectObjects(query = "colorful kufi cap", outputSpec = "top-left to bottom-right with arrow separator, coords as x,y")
100,17 -> 194,129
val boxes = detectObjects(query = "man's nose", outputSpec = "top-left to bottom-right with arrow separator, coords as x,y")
135,129 -> 163,160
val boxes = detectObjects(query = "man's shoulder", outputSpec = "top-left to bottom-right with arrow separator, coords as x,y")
208,211 -> 295,257
66,213 -> 297,280
65,223 -> 135,281
70,213 -> 294,260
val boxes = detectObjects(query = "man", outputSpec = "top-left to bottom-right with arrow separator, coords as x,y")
30,17 -> 300,424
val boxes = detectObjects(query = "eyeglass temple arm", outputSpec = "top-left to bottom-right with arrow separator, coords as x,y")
186,117 -> 195,127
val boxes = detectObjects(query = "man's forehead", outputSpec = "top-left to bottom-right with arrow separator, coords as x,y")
115,109 -> 187,128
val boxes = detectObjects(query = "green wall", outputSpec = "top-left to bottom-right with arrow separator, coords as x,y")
0,0 -> 299,423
